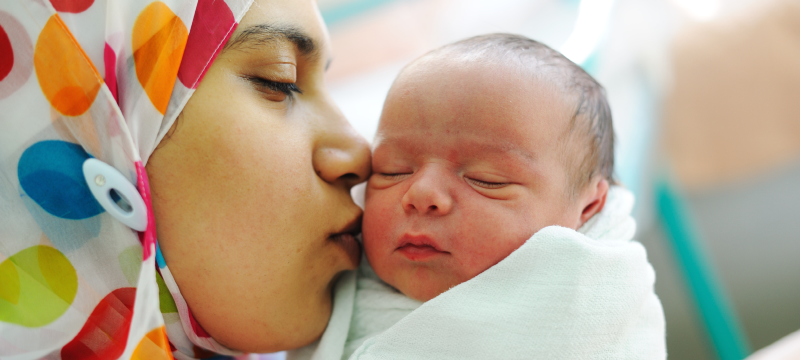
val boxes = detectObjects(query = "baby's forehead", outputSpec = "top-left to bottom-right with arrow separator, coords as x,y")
381,58 -> 589,173
402,54 -> 578,105
416,43 -> 577,80
381,67 -> 576,157
392,58 -> 576,128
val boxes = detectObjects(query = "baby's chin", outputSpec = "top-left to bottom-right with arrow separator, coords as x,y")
402,287 -> 443,302
368,249 -> 481,302
391,275 -> 463,302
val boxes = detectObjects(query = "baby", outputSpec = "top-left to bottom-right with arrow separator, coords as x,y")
291,34 -> 664,360
362,34 -> 613,302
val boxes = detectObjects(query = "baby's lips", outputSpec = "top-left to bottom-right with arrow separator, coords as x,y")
395,233 -> 447,253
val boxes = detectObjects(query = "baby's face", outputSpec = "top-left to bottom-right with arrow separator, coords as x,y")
363,59 -> 584,301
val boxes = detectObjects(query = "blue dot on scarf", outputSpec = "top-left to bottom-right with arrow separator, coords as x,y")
18,140 -> 104,219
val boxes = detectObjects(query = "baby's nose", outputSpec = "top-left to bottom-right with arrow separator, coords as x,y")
401,167 -> 453,216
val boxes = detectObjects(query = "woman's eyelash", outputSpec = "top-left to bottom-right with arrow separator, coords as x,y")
246,76 -> 302,96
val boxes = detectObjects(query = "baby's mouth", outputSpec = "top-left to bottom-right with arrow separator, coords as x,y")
395,235 -> 449,262
396,243 -> 448,261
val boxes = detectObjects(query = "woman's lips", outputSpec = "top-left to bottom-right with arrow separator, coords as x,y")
330,215 -> 363,267
330,232 -> 361,266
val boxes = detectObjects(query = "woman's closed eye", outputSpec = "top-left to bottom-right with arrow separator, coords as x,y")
244,76 -> 302,102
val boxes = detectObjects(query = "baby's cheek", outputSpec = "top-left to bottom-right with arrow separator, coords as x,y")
460,231 -> 530,279
362,194 -> 399,269
363,201 -> 393,248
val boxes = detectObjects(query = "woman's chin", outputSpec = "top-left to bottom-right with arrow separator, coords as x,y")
214,308 -> 330,353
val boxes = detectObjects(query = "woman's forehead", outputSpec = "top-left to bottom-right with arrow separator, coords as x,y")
230,0 -> 331,60
224,24 -> 321,60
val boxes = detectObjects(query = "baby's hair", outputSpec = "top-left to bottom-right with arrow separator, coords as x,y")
417,33 -> 615,197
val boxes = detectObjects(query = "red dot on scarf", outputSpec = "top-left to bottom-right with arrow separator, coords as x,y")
177,0 -> 236,89
0,24 -> 12,82
103,43 -> 118,103
50,0 -> 94,13
0,12 -> 34,100
61,287 -> 136,360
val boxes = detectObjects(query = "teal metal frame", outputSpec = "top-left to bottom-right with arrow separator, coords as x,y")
657,179 -> 751,359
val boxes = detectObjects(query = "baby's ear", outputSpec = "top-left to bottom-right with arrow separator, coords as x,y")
579,177 -> 609,226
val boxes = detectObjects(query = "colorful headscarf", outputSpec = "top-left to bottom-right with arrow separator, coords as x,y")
0,0 -> 254,358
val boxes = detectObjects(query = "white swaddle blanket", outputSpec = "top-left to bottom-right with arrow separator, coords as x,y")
289,186 -> 666,360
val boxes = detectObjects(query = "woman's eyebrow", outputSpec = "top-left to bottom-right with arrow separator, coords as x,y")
224,23 -> 319,60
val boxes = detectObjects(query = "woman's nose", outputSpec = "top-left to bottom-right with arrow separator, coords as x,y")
401,167 -> 453,216
312,105 -> 371,189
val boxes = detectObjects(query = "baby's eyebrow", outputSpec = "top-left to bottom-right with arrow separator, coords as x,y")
492,142 -> 537,162
224,23 -> 320,61
378,136 -> 538,166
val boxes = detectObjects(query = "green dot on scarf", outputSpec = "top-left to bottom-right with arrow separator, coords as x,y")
0,245 -> 77,327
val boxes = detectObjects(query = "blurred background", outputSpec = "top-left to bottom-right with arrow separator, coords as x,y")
316,0 -> 800,358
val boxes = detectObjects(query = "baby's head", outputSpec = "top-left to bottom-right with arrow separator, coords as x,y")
362,34 -> 615,301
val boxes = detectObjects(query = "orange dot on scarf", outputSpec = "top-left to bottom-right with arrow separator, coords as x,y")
132,326 -> 173,360
132,2 -> 188,115
34,14 -> 103,116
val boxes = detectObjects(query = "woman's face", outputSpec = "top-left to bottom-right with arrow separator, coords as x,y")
146,0 -> 370,352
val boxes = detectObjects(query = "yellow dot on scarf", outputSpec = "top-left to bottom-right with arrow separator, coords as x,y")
132,2 -> 188,115
132,325 -> 173,360
33,14 -> 103,116
0,245 -> 78,327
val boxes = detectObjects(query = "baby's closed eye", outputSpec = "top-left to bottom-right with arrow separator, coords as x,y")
380,172 -> 412,180
368,170 -> 413,189
465,177 -> 508,189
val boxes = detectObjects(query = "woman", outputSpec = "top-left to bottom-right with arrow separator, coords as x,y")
0,0 -> 369,358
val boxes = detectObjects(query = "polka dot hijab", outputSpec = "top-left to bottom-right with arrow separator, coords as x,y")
0,0 -> 253,358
